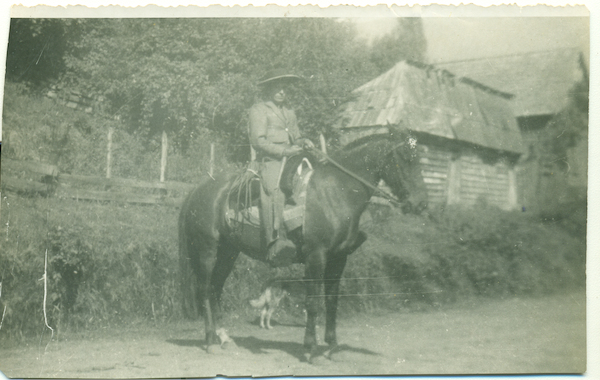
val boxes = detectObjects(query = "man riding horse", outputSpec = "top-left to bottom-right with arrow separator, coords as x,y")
248,69 -> 314,267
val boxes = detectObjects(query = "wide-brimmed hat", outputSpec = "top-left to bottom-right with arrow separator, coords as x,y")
257,68 -> 301,86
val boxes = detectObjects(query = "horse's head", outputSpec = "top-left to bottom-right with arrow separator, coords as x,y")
333,131 -> 428,214
378,130 -> 428,215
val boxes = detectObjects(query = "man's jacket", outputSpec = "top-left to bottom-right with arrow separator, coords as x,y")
249,101 -> 301,160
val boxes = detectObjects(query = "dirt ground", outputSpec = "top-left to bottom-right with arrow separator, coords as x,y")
0,291 -> 586,378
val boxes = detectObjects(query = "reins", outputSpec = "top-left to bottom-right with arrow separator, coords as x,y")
306,146 -> 405,208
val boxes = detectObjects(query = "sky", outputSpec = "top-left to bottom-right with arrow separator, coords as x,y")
425,17 -> 589,64
352,16 -> 589,65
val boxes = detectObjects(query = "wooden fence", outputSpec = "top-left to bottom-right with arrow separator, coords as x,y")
2,130 -> 394,212
1,158 -> 197,207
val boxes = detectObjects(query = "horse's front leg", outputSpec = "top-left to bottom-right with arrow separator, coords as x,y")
324,253 -> 347,350
303,248 -> 326,360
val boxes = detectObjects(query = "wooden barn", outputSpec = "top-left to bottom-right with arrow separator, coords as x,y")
338,60 -> 525,210
437,48 -> 589,212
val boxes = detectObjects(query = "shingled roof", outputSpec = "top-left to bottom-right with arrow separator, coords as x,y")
435,48 -> 588,118
341,60 -> 524,154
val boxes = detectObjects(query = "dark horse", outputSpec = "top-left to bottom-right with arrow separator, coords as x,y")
178,130 -> 428,361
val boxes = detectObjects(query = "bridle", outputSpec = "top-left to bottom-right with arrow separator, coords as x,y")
306,144 -> 407,208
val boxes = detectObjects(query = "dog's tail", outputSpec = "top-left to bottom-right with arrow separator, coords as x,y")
250,292 -> 267,309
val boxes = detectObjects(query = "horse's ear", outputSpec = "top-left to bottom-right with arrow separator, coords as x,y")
386,121 -> 396,133
386,121 -> 402,138
387,123 -> 414,144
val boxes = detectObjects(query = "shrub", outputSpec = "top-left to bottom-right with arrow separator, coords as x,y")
337,205 -> 585,314
0,194 -> 181,338
0,195 -> 586,340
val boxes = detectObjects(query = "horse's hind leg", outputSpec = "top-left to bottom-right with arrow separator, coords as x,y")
303,247 -> 327,358
190,240 -> 220,347
324,253 -> 348,349
209,239 -> 240,320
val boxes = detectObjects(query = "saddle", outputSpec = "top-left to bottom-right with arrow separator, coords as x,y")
225,153 -> 316,234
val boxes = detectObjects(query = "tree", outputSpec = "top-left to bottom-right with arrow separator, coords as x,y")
369,18 -> 428,74
539,78 -> 589,173
5,19 -> 79,87
59,18 -> 380,161
7,17 -> 430,161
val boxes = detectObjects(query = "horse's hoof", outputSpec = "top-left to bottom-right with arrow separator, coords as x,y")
309,353 -> 329,366
206,344 -> 222,354
221,341 -> 238,351
328,348 -> 347,362
307,346 -> 331,365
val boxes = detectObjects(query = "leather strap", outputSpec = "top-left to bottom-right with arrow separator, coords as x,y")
307,147 -> 404,208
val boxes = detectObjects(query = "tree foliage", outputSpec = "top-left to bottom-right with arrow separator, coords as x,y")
6,18 -> 428,162
59,19 -> 380,157
368,18 -> 428,74
5,19 -> 81,87
539,78 -> 589,173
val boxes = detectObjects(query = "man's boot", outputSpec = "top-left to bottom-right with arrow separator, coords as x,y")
267,235 -> 296,267
266,190 -> 296,267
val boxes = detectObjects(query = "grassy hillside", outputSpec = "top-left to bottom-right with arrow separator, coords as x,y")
0,192 -> 585,340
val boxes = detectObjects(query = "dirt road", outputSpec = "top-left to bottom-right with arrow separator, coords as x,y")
0,291 -> 585,378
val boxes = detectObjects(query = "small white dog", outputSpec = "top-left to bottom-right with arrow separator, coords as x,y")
250,278 -> 295,329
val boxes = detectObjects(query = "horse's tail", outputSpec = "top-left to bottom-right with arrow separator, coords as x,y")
250,293 -> 267,309
179,188 -> 201,320
178,175 -> 233,320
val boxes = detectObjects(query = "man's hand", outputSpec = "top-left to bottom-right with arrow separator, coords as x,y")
298,138 -> 315,149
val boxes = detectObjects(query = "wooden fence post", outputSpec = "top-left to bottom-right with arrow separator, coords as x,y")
209,143 -> 215,177
160,130 -> 168,183
106,127 -> 114,179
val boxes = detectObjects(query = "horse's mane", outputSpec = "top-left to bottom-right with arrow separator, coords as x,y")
332,131 -> 410,165
340,132 -> 395,152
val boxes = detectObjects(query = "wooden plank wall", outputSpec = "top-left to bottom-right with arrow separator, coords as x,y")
418,145 -> 516,210
418,145 -> 451,206
458,155 -> 510,208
